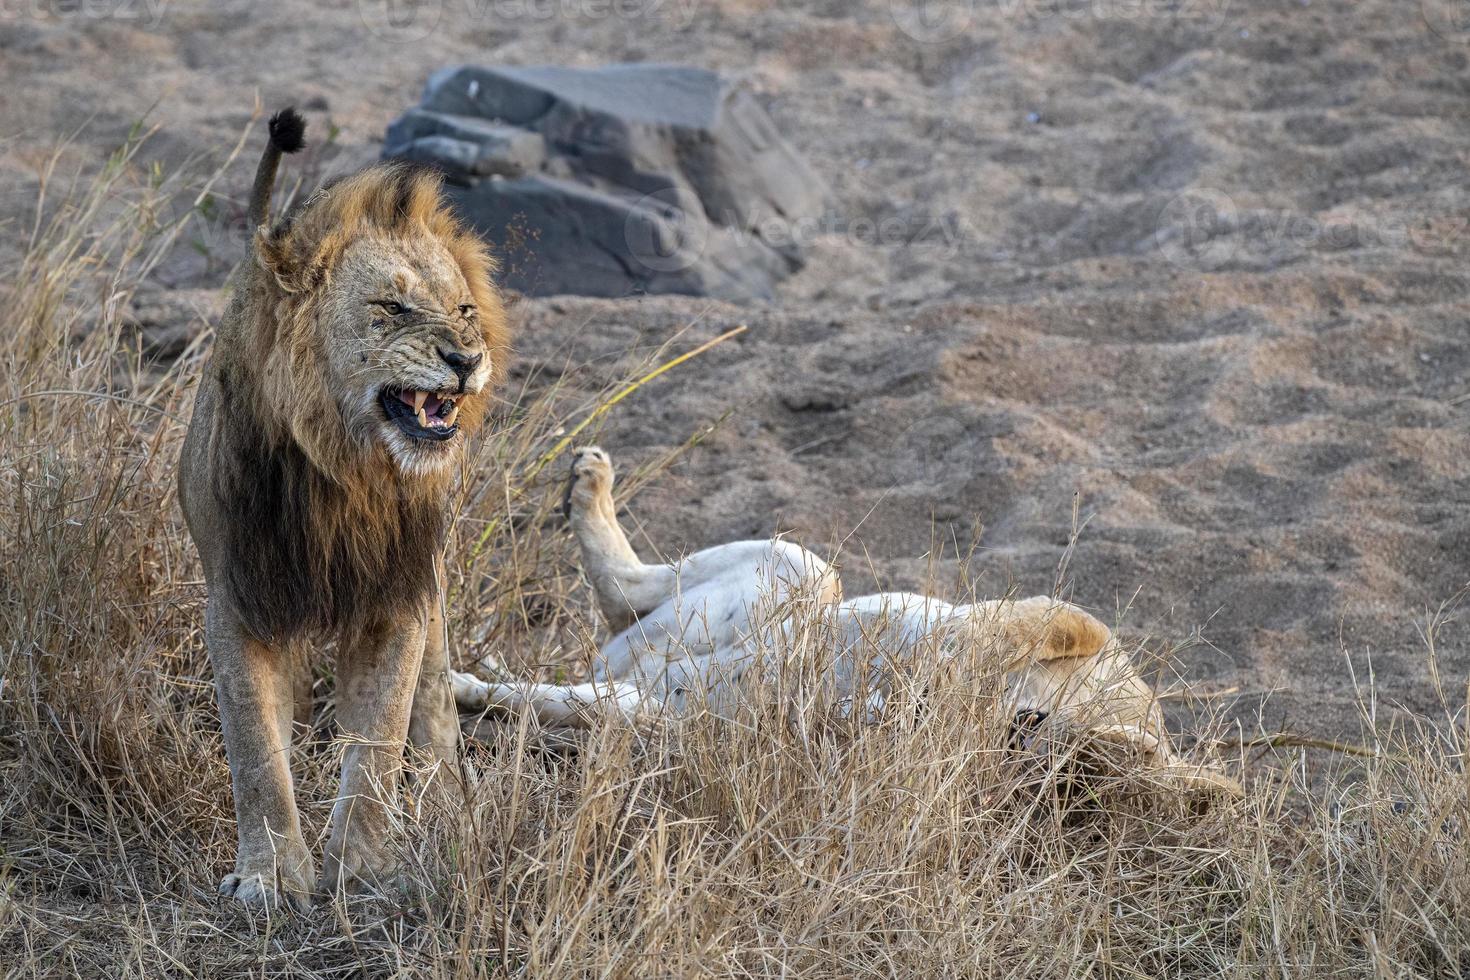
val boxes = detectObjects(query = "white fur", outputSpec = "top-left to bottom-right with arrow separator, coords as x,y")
451,447 -> 1239,794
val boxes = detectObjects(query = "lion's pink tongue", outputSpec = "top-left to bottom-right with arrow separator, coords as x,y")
391,389 -> 455,428
395,390 -> 444,413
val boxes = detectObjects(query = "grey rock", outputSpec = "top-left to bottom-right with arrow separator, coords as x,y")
383,109 -> 546,178
384,63 -> 828,301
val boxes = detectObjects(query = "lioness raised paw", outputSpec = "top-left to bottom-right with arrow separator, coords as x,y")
562,445 -> 614,519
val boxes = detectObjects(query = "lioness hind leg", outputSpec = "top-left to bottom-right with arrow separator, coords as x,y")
564,446 -> 675,632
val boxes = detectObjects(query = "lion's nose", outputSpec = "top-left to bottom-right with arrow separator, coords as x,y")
438,348 -> 483,391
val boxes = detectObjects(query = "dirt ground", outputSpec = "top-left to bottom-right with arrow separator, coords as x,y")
5,0 -> 1470,747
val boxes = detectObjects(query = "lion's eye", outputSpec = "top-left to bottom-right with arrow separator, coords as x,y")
459,304 -> 476,318
377,301 -> 407,316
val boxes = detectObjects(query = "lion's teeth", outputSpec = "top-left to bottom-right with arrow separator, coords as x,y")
443,404 -> 459,427
412,390 -> 428,412
416,407 -> 429,428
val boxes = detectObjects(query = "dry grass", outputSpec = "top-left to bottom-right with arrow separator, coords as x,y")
2,127 -> 1469,980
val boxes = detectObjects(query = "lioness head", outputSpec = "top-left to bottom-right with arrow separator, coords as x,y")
990,596 -> 1114,664
253,164 -> 509,479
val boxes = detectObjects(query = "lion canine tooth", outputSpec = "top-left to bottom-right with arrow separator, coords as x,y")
416,407 -> 429,428
412,390 -> 428,412
443,404 -> 459,427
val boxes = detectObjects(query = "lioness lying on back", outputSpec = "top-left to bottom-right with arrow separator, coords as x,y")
453,448 -> 1239,796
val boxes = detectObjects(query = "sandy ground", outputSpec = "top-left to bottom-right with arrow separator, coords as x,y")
5,0 -> 1470,746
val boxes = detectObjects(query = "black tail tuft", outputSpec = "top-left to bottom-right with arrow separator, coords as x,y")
268,107 -> 307,155
249,108 -> 307,230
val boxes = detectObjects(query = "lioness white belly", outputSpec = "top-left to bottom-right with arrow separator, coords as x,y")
592,539 -> 834,692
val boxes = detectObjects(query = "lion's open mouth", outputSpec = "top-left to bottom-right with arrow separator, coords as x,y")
379,387 -> 460,442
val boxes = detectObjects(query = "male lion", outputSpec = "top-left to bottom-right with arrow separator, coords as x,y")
179,109 -> 509,908
453,447 -> 1238,796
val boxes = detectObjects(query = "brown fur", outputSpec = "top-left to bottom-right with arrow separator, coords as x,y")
249,164 -> 507,475
207,163 -> 508,641
996,597 -> 1114,665
211,367 -> 446,640
179,117 -> 509,908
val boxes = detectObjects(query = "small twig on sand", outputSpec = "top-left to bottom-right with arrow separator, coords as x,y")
1215,732 -> 1413,763
466,323 -> 748,563
1156,685 -> 1240,702
536,324 -> 747,474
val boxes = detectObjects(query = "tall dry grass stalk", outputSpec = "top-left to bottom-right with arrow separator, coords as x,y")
1,126 -> 1468,979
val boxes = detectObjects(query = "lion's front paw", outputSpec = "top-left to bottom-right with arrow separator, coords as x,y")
563,445 -> 615,518
319,842 -> 401,899
219,863 -> 314,913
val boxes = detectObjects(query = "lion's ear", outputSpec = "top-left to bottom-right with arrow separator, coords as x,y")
255,228 -> 325,294
1001,596 -> 1111,663
255,228 -> 303,293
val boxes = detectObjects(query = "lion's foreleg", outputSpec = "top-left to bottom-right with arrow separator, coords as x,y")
286,637 -> 314,731
320,613 -> 427,896
407,577 -> 465,804
207,601 -> 315,910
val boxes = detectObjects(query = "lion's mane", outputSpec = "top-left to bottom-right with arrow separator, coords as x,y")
206,151 -> 508,641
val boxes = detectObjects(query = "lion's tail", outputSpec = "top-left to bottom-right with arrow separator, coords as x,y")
247,107 -> 307,229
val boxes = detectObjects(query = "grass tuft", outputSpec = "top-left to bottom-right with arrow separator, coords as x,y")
1,126 -> 1468,979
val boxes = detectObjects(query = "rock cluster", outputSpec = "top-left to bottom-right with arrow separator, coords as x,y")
383,64 -> 828,301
